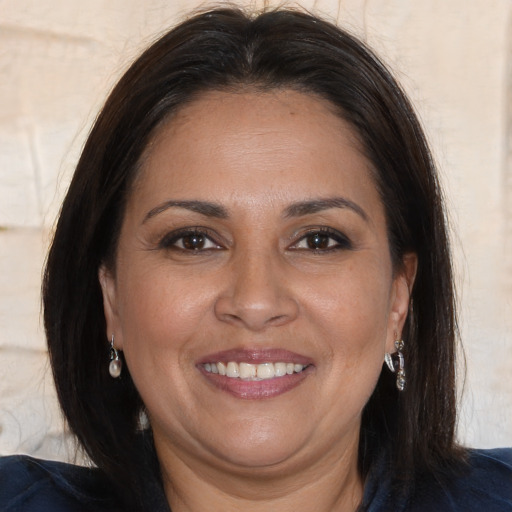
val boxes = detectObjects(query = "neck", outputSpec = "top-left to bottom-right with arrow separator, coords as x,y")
156,436 -> 363,512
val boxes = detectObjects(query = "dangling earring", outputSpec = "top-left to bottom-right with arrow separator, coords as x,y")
137,409 -> 150,431
109,334 -> 122,378
384,337 -> 406,391
394,338 -> 406,391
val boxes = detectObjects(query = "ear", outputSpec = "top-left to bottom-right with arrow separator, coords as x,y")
98,264 -> 124,349
386,252 -> 418,353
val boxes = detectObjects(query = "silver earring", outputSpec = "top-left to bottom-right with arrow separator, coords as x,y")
384,338 -> 406,391
137,409 -> 150,431
109,335 -> 122,378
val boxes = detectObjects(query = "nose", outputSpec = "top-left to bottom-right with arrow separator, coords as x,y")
214,250 -> 299,331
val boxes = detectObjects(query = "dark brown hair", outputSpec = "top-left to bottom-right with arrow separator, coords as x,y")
43,7 -> 462,508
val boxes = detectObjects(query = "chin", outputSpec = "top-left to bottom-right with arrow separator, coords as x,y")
217,445 -> 299,470
207,422 -> 307,470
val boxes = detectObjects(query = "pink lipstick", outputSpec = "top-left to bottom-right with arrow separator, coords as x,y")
197,348 -> 314,400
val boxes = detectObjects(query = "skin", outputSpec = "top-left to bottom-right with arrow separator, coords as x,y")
99,89 -> 417,512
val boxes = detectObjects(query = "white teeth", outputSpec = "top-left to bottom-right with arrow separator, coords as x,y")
274,362 -> 287,377
203,361 -> 307,380
239,362 -> 256,379
226,361 -> 240,378
257,363 -> 275,379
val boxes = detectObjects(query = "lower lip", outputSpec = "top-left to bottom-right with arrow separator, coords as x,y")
198,366 -> 313,400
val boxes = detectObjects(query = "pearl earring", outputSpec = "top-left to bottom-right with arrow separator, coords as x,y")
109,335 -> 122,378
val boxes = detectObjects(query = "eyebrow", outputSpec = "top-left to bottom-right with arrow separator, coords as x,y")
143,200 -> 228,223
143,196 -> 368,223
283,197 -> 368,222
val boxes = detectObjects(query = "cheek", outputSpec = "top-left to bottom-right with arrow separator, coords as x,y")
306,261 -> 393,341
115,263 -> 215,361
113,268 -> 213,418
303,260 -> 392,394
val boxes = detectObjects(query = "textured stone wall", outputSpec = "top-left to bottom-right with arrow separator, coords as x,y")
1,0 -> 511,462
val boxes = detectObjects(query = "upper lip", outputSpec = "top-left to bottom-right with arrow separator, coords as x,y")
197,348 -> 313,366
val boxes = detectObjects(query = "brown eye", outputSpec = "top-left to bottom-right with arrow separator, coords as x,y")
291,228 -> 352,252
159,229 -> 221,252
182,233 -> 207,250
305,233 -> 331,250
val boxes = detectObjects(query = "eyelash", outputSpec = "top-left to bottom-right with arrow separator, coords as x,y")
158,228 -> 223,252
290,227 -> 352,253
158,226 -> 351,254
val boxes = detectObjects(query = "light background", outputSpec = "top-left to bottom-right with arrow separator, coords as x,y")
1,0 -> 511,461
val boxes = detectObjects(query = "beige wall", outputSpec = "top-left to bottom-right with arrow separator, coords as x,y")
1,0 -> 511,460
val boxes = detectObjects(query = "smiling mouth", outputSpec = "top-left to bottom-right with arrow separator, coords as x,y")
203,361 -> 308,381
198,349 -> 313,399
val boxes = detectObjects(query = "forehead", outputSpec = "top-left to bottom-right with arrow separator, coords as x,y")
146,88 -> 363,159
131,89 -> 380,217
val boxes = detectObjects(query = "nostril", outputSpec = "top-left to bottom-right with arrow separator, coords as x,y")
267,314 -> 290,326
221,313 -> 243,324
214,295 -> 298,331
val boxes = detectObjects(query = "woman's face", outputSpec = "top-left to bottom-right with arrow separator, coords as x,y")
100,89 -> 415,475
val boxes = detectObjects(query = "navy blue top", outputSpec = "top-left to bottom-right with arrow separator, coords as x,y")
1,448 -> 511,511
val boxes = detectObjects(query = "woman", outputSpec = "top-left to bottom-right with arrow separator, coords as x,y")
1,7 -> 510,512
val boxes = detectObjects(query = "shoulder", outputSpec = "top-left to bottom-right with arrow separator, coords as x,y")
409,448 -> 512,511
0,455 -> 119,512
466,447 -> 512,477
